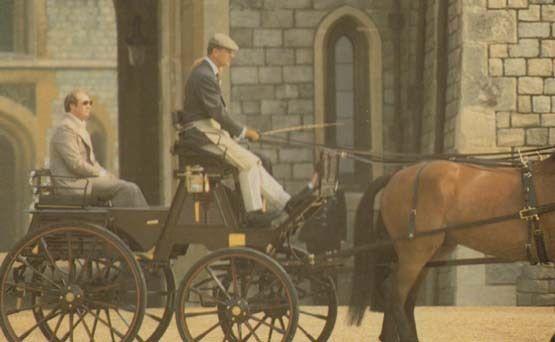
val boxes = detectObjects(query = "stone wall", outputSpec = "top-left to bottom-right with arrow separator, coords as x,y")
517,264 -> 555,305
46,0 -> 117,60
488,0 -> 555,147
485,0 -> 555,305
45,0 -> 119,171
229,0 -> 397,193
451,0 -> 555,305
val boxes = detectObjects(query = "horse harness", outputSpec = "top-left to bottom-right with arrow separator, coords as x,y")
520,163 -> 550,264
408,162 -> 552,265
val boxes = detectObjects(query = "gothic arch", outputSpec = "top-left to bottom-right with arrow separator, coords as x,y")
0,96 -> 37,246
314,6 -> 383,178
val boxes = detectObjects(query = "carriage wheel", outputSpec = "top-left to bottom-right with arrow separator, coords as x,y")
0,224 -> 146,342
175,247 -> 299,341
135,261 -> 175,341
277,247 -> 338,342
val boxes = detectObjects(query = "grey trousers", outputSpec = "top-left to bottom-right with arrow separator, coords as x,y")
89,174 -> 148,208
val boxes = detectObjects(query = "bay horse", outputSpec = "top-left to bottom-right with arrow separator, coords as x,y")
348,156 -> 555,342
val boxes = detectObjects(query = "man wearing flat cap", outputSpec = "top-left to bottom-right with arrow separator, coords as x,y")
179,33 -> 317,227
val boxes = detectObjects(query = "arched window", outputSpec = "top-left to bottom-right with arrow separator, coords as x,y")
0,0 -> 31,54
325,17 -> 371,188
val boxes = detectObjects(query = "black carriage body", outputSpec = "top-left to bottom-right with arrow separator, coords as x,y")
4,140 -> 341,342
26,185 -> 284,262
25,142 -> 342,260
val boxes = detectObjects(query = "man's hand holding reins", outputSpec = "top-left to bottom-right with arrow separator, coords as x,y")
245,128 -> 260,142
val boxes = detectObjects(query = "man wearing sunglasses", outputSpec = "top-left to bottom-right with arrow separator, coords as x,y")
49,89 -> 148,207
178,33 -> 317,227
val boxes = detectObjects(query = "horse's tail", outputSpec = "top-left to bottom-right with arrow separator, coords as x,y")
348,174 -> 393,326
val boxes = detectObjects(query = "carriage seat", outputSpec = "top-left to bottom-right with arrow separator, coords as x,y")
172,140 -> 236,177
30,169 -> 110,208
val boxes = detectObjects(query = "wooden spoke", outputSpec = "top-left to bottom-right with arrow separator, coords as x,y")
189,286 -> 227,306
297,323 -> 317,342
193,321 -> 222,341
16,256 -> 60,289
205,266 -> 232,301
268,318 -> 276,341
105,308 -> 117,342
247,314 -> 286,335
243,314 -> 267,340
183,310 -> 219,318
67,232 -> 75,282
39,237 -> 68,279
5,281 -> 59,298
17,306 -> 61,340
52,310 -> 66,337
243,320 -> 263,342
299,309 -> 329,320
230,257 -> 240,298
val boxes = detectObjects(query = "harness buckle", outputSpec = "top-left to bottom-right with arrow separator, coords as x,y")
519,206 -> 540,221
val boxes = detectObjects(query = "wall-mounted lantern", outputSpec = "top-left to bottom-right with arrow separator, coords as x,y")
126,16 -> 147,67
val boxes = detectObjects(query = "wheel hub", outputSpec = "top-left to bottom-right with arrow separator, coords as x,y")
59,284 -> 84,309
227,299 -> 249,322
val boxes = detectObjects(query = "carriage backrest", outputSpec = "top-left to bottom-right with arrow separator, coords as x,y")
29,169 -> 109,208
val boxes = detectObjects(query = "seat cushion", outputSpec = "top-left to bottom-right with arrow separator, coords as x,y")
174,140 -> 235,175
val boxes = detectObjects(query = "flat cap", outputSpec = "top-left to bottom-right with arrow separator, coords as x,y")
209,33 -> 239,51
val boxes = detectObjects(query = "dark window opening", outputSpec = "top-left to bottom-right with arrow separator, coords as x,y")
0,134 -> 16,250
325,17 -> 371,189
0,0 -> 29,53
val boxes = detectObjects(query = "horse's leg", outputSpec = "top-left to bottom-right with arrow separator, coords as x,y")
404,268 -> 429,339
380,274 -> 400,342
390,242 -> 442,342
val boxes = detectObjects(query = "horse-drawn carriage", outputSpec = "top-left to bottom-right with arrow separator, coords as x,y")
0,129 -> 343,341
2,119 -> 555,341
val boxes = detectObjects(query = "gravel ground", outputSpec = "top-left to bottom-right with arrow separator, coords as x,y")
1,306 -> 552,341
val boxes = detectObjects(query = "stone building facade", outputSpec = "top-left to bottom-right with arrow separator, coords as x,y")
0,0 -> 554,306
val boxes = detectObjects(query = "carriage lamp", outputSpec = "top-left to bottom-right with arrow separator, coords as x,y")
185,165 -> 206,193
185,165 -> 209,223
126,16 -> 147,67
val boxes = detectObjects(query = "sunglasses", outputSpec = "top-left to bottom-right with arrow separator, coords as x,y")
80,100 -> 93,106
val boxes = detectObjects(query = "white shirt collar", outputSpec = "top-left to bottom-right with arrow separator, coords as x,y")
65,112 -> 87,130
204,57 -> 219,77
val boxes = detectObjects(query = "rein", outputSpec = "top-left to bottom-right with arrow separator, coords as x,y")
258,134 -> 554,264
259,135 -> 555,167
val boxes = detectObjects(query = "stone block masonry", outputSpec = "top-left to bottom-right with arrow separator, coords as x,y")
229,0 -> 397,194
484,0 -> 555,303
487,0 -> 555,147
517,264 -> 555,306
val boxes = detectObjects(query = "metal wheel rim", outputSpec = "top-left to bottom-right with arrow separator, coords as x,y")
277,248 -> 338,342
0,224 -> 146,342
176,248 -> 299,342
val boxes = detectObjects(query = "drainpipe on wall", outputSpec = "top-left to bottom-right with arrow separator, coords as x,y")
434,0 -> 449,154
412,0 -> 427,153
390,0 -> 404,153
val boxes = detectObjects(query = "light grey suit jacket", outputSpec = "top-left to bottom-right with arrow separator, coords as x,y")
49,114 -> 103,198
49,114 -> 148,207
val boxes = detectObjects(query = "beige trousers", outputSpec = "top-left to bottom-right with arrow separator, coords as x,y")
190,119 -> 291,212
